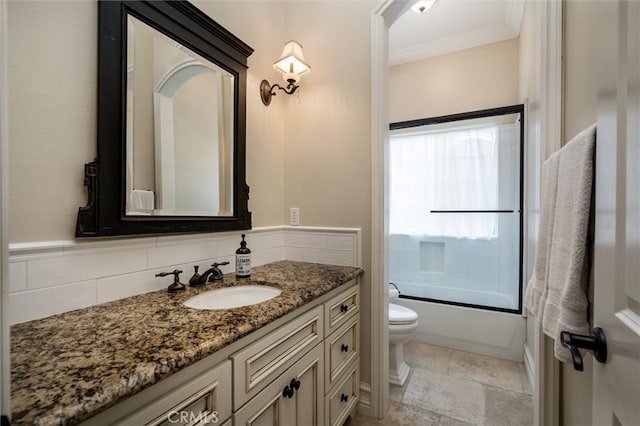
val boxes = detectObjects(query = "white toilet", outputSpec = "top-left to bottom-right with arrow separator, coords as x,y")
388,287 -> 419,386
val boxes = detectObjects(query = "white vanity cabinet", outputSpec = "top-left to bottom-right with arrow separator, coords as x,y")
232,281 -> 360,426
80,280 -> 359,426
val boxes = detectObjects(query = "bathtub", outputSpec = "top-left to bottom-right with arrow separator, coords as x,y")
391,294 -> 526,361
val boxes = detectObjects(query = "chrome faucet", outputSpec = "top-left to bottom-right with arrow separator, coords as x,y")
189,261 -> 229,286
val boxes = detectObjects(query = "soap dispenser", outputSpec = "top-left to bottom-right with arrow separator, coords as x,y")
235,234 -> 251,278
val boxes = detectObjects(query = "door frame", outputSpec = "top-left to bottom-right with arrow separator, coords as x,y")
369,0 -> 563,421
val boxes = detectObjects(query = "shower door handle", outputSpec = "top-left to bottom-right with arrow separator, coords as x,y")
429,210 -> 515,213
560,327 -> 607,371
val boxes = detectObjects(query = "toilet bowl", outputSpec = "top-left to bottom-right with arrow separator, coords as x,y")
388,302 -> 418,386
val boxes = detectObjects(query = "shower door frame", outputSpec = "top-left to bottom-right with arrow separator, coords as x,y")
389,104 -> 525,315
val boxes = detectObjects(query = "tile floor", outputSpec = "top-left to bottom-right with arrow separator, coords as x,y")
349,341 -> 533,426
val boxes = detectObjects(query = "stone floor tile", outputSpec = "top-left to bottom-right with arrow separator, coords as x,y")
438,415 -> 476,426
389,383 -> 407,402
448,349 -> 524,393
404,341 -> 453,374
348,401 -> 440,426
402,369 -> 484,424
483,385 -> 533,426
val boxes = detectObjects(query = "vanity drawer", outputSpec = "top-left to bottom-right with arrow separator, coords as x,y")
142,360 -> 232,426
325,361 -> 359,426
325,316 -> 359,391
324,281 -> 359,336
232,305 -> 324,410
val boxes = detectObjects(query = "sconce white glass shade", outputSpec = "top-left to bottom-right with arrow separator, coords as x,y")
411,0 -> 436,13
273,40 -> 310,84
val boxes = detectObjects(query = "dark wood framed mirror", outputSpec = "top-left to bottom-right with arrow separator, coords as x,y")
76,0 -> 253,237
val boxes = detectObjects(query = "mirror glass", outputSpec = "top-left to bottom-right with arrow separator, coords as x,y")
126,15 -> 234,217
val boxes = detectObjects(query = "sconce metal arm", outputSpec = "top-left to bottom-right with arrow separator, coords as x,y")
270,80 -> 300,96
260,79 -> 299,105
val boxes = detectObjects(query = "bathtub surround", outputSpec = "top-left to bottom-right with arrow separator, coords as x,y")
8,226 -> 361,325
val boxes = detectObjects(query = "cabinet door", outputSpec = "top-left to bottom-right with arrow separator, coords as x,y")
232,305 -> 324,410
234,344 -> 324,426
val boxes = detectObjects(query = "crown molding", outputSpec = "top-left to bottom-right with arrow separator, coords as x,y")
390,0 -> 526,66
390,23 -> 519,66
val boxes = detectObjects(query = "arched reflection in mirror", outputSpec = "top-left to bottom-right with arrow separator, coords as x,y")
126,14 -> 234,217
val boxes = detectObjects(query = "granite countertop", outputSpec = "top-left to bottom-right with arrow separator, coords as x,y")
10,260 -> 364,425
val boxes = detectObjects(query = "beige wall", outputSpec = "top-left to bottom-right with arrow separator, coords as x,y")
563,0 -> 598,143
389,38 -> 520,123
7,1 -> 97,242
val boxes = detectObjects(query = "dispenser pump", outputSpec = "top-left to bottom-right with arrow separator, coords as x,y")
236,234 -> 251,278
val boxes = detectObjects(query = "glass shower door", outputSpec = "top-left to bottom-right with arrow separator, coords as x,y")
388,106 -> 523,312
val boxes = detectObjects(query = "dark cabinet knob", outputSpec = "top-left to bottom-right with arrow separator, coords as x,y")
340,304 -> 349,313
291,378 -> 300,390
340,393 -> 348,403
341,344 -> 349,352
283,378 -> 300,398
282,385 -> 294,399
560,327 -> 607,371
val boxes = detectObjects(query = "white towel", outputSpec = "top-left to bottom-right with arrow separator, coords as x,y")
524,124 -> 596,364
524,150 -> 560,319
129,189 -> 155,214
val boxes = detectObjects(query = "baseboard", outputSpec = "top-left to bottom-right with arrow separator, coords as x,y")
524,343 -> 535,392
357,382 -> 371,417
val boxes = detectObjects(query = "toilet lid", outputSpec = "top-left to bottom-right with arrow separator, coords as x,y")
389,303 -> 418,324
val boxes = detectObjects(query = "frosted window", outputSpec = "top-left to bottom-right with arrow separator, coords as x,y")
390,126 -> 499,240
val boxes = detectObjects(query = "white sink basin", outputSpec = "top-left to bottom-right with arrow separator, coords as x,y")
183,285 -> 282,310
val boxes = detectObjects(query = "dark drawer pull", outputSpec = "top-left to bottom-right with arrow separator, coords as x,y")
340,304 -> 349,313
341,344 -> 349,352
283,378 -> 301,399
340,393 -> 348,403
283,385 -> 294,399
291,378 -> 301,390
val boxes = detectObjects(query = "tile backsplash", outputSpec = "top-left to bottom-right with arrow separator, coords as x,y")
9,226 -> 361,324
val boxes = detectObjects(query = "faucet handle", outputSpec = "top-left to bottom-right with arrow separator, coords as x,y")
209,261 -> 230,282
156,269 -> 186,293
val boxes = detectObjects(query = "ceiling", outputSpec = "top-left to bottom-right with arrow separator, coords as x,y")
389,0 -> 526,65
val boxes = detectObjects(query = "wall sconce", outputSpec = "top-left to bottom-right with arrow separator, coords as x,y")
260,40 -> 310,106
